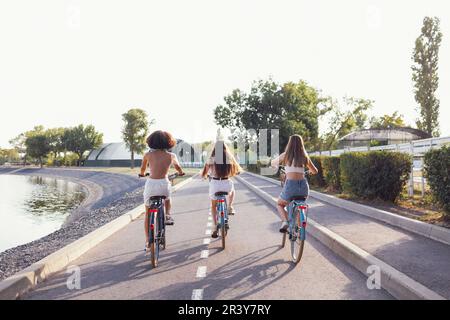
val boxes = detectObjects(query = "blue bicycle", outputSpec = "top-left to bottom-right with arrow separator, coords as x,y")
214,191 -> 230,249
281,196 -> 309,264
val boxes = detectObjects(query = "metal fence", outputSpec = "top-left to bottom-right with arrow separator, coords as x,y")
308,136 -> 450,197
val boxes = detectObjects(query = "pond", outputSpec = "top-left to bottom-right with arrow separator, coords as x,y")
0,175 -> 87,253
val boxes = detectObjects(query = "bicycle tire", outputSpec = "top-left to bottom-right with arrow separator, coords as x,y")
290,207 -> 305,264
151,212 -> 159,268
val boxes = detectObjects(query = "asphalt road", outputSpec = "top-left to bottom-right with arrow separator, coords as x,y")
25,176 -> 391,300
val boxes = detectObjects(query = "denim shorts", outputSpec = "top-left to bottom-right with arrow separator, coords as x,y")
280,179 -> 309,201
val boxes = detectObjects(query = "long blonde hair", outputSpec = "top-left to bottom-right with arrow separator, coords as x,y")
282,135 -> 308,167
202,141 -> 242,177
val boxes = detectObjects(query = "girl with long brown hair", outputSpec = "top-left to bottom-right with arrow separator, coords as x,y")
201,141 -> 242,238
271,135 -> 318,233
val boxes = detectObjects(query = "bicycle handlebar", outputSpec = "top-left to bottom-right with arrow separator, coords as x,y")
138,172 -> 185,179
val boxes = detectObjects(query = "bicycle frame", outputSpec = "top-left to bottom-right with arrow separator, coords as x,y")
216,196 -> 228,226
148,199 -> 165,245
288,200 -> 308,241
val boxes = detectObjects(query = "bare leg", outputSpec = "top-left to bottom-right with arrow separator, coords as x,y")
277,198 -> 289,221
211,199 -> 218,226
165,198 -> 171,217
228,190 -> 235,213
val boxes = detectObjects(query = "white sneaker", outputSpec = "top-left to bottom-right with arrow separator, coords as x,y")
279,221 -> 289,233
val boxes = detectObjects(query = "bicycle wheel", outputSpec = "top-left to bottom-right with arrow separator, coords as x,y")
150,212 -> 160,268
220,212 -> 226,249
290,208 -> 305,264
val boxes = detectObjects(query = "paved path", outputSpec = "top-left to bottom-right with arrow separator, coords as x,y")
239,173 -> 450,299
25,177 -> 390,300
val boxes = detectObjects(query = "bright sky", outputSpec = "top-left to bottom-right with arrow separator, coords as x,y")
0,0 -> 449,148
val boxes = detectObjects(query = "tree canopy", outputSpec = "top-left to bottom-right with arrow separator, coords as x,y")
412,16 -> 442,137
122,108 -> 152,168
214,78 -> 327,153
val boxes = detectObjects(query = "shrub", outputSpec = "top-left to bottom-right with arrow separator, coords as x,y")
340,151 -> 411,202
308,156 -> 326,187
424,146 -> 450,214
322,156 -> 341,192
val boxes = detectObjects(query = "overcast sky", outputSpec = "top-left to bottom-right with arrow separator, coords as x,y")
0,0 -> 449,148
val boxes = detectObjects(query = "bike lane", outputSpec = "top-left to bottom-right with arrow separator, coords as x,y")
25,176 -> 391,300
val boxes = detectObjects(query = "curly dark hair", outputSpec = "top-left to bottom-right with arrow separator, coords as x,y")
146,130 -> 177,150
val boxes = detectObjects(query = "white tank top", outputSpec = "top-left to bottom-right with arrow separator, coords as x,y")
285,165 -> 305,174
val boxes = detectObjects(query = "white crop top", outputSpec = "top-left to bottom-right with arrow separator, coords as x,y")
285,165 -> 305,174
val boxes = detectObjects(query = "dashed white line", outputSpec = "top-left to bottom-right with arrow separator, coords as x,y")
196,266 -> 207,278
203,238 -> 211,245
200,250 -> 209,259
206,222 -> 213,227
208,216 -> 212,221
191,289 -> 204,300
205,229 -> 211,235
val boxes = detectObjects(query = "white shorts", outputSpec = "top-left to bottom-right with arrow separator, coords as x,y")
209,179 -> 234,200
143,178 -> 171,206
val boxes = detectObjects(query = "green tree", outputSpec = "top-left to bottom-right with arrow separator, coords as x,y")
10,126 -> 45,165
65,125 -> 103,166
25,133 -> 50,168
412,17 -> 443,137
45,127 -> 66,165
121,108 -> 152,169
321,97 -> 373,150
214,78 -> 326,156
369,111 -> 405,129
0,149 -> 19,165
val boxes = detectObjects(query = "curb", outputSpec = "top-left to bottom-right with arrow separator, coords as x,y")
0,174 -> 198,300
236,174 -> 445,300
243,171 -> 450,246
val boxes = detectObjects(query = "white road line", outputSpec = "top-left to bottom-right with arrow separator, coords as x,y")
205,229 -> 211,235
206,222 -> 213,227
191,289 -> 204,300
208,216 -> 212,221
196,266 -> 207,278
200,250 -> 209,259
203,238 -> 211,245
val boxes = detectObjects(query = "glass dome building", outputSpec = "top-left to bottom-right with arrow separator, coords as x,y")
84,143 -> 144,167
84,140 -> 199,167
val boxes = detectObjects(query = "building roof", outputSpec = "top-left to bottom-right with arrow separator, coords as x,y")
87,143 -> 142,161
339,127 -> 431,142
86,139 -> 192,161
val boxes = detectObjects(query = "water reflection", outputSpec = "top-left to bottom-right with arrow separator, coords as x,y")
25,176 -> 86,217
0,175 -> 87,252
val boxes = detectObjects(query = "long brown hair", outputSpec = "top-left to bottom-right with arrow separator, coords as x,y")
205,141 -> 242,177
282,135 -> 308,167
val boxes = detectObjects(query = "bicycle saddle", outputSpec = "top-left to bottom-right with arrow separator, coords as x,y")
150,196 -> 167,201
215,192 -> 229,196
290,196 -> 307,202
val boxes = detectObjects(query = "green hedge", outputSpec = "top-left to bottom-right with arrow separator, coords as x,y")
340,151 -> 411,202
309,156 -> 326,187
424,146 -> 450,214
322,156 -> 341,192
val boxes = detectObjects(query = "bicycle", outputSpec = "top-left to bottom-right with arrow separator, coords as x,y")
139,172 -> 184,268
214,191 -> 230,250
281,195 -> 308,264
